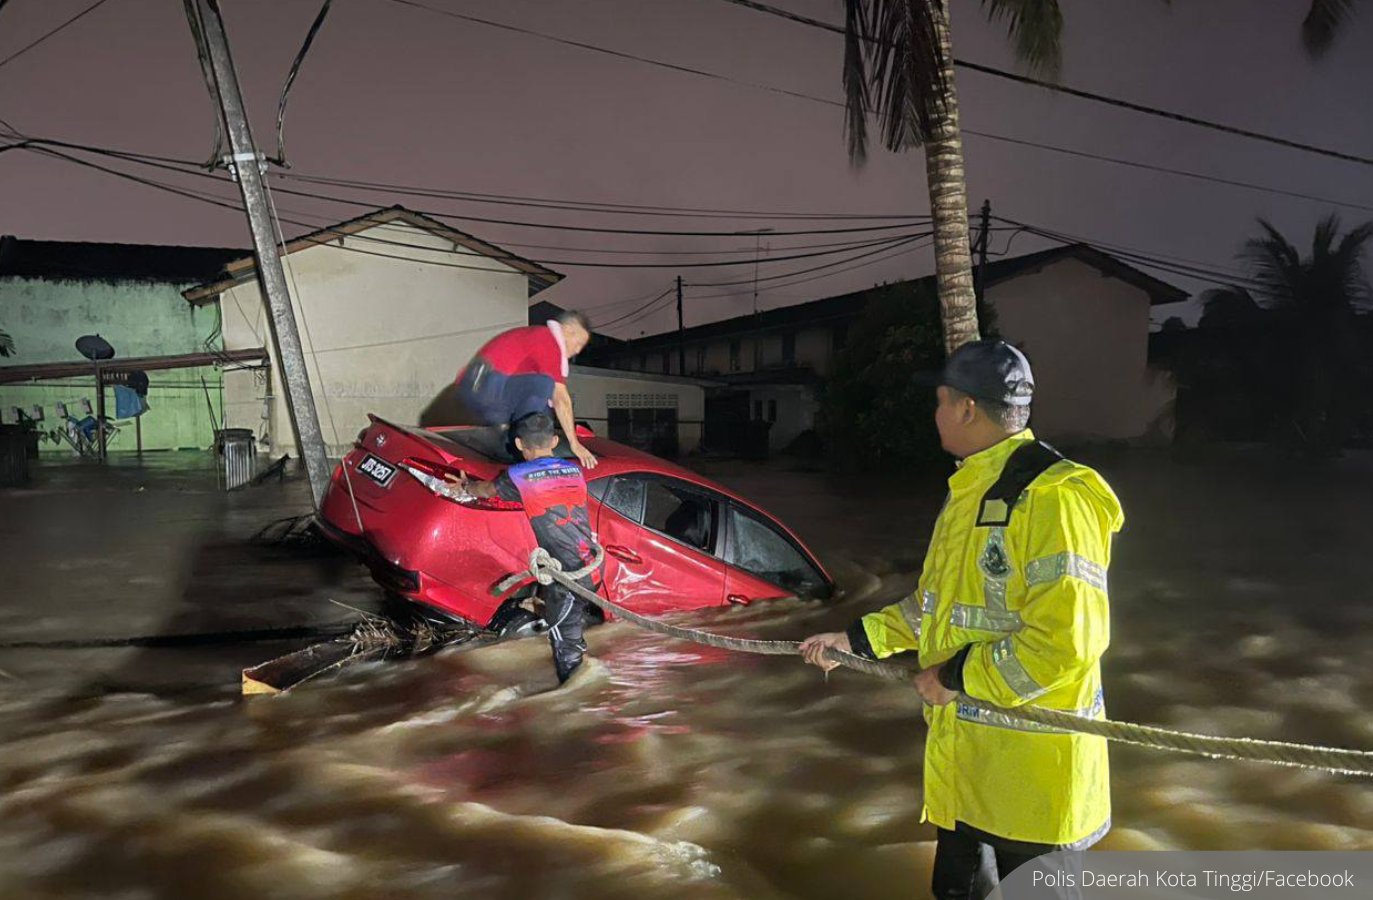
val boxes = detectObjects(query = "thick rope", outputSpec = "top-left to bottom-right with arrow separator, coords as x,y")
520,547 -> 1373,778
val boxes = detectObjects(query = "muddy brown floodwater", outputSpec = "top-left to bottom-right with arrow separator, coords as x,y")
1,447 -> 1371,899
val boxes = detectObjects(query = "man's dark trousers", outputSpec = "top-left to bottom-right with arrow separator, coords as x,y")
932,827 -> 1084,900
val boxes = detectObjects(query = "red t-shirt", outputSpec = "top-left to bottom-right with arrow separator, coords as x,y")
471,325 -> 567,384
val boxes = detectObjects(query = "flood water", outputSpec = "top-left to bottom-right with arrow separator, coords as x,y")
1,448 -> 1371,899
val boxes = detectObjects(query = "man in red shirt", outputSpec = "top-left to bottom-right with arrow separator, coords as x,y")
456,310 -> 598,468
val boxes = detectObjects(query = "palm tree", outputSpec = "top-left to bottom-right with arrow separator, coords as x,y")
1241,214 -> 1373,453
839,1 -> 1358,355
840,0 -> 1063,354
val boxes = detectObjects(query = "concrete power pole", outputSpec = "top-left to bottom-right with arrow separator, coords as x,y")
187,0 -> 331,508
676,275 -> 685,376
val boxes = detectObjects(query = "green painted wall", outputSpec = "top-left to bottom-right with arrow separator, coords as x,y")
0,277 -> 226,453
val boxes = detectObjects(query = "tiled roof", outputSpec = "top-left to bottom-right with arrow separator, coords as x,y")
0,235 -> 243,283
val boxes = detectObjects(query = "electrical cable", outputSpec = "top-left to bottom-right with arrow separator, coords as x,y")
272,0 -> 334,167
378,0 -> 1373,213
279,171 -> 930,221
713,0 -> 1373,168
0,0 -> 113,71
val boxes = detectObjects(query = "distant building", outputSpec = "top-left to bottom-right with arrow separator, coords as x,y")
184,206 -> 707,457
0,236 -> 244,451
586,244 -> 1187,449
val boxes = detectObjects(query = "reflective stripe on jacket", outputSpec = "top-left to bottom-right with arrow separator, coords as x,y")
860,429 -> 1124,849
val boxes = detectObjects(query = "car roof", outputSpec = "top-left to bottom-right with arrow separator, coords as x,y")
421,425 -> 760,520
415,424 -> 832,585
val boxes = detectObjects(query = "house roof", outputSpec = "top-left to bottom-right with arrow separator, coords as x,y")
182,205 -> 564,303
598,243 -> 1188,353
0,235 -> 243,284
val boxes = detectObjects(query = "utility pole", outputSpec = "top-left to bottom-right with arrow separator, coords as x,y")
751,228 -> 773,370
186,0 -> 331,508
974,199 -> 991,305
676,275 -> 685,376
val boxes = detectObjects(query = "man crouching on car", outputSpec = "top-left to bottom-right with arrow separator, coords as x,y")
456,414 -> 601,682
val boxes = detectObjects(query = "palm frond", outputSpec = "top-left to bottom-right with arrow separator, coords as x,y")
0,330 -> 13,358
980,0 -> 1063,78
1302,0 -> 1356,57
1241,218 -> 1302,304
1312,212 -> 1342,259
870,0 -> 947,151
843,0 -> 872,163
1239,215 -> 1373,315
1332,219 -> 1373,307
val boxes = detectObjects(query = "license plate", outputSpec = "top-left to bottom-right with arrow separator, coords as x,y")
356,453 -> 397,487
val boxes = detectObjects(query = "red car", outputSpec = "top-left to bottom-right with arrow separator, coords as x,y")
317,416 -> 834,630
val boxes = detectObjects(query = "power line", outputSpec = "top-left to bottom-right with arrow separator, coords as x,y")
713,0 -> 1373,168
281,171 -> 927,221
692,230 -> 932,287
0,0 -> 113,71
686,233 -> 934,300
381,0 -> 832,109
597,285 -> 676,328
377,1 -> 1373,213
12,138 -> 942,263
12,141 -> 936,278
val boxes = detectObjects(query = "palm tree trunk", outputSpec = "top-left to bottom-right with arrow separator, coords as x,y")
923,1 -> 980,354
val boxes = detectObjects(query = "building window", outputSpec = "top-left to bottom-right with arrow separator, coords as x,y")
729,340 -> 741,372
781,331 -> 796,365
753,399 -> 763,420
695,345 -> 707,374
767,399 -> 777,422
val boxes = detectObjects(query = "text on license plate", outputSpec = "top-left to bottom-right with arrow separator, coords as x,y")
356,454 -> 397,487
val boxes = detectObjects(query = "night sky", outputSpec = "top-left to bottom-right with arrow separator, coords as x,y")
2,0 -> 1370,336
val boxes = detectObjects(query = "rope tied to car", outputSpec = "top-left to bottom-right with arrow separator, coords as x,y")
511,545 -> 1373,778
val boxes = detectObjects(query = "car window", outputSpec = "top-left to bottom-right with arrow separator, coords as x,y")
724,504 -> 829,597
600,476 -> 646,522
642,479 -> 716,554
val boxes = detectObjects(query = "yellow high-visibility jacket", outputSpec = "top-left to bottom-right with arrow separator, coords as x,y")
856,429 -> 1124,849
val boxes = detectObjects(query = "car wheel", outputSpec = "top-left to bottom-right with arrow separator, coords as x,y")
488,602 -> 548,640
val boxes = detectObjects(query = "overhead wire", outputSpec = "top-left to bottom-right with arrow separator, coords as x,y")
595,285 -> 677,329
712,0 -> 1373,168
0,0 -> 113,71
271,0 -> 335,167
278,171 -> 929,221
9,139 -> 939,271
376,0 -> 1373,215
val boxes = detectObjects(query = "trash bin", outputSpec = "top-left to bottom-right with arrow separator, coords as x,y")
215,428 -> 257,491
0,423 -> 31,487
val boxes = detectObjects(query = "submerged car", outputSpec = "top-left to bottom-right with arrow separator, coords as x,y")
317,417 -> 834,629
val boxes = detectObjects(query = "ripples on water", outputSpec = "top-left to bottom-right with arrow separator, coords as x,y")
1,453 -> 1371,898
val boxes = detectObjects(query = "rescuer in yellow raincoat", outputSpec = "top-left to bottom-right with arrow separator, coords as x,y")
802,340 -> 1123,900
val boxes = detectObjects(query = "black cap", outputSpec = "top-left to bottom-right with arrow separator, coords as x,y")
919,339 -> 1034,406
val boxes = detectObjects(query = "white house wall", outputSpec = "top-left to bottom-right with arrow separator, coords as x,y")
218,221 -> 530,455
986,257 -> 1171,442
568,367 -> 705,453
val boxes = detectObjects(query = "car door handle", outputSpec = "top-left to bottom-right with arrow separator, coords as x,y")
727,593 -> 751,606
605,544 -> 642,564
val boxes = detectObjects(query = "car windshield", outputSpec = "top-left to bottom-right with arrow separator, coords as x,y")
724,504 -> 830,598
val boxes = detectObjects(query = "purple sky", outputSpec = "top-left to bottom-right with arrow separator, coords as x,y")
2,0 -> 1371,336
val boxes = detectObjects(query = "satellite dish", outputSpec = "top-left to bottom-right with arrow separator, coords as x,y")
75,334 -> 115,361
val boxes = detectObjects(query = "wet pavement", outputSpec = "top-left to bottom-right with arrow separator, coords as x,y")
0,446 -> 1371,899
